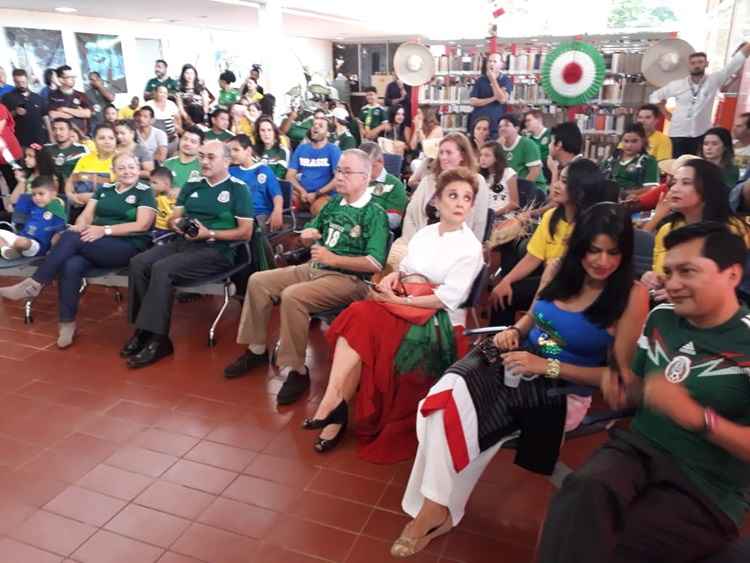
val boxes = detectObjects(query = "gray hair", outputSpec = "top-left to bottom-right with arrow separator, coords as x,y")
358,141 -> 383,161
203,139 -> 231,160
341,148 -> 372,183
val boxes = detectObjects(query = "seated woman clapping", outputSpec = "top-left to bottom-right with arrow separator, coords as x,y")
389,203 -> 649,558
304,167 -> 484,459
0,152 -> 156,348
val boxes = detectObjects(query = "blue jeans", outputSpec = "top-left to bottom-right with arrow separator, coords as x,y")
33,230 -> 140,322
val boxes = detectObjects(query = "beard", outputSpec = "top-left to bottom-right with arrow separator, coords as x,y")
690,68 -> 705,77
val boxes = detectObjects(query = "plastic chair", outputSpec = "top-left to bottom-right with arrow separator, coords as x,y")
633,228 -> 655,279
383,153 -> 404,177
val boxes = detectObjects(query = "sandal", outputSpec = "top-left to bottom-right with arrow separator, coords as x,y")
390,515 -> 452,558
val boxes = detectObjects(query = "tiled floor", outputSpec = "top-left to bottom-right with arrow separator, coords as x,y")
0,284 -> 746,563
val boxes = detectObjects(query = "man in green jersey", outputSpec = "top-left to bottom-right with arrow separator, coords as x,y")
538,222 -> 750,563
332,107 -> 357,150
41,118 -> 88,189
163,126 -> 204,188
143,59 -> 178,101
359,141 -> 407,230
523,109 -> 551,182
225,148 -> 389,406
122,140 -> 254,369
204,108 -> 233,142
499,113 -> 547,190
358,86 -> 389,141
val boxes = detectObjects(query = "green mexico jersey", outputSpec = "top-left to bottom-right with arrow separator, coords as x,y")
336,130 -> 357,151
358,104 -> 388,131
177,175 -> 254,257
368,171 -> 407,216
145,77 -> 178,94
259,146 -> 290,179
164,156 -> 202,188
43,142 -> 88,185
526,128 -> 551,165
288,115 -> 314,145
502,136 -> 546,189
204,129 -> 234,143
631,304 -> 750,526
306,192 -> 389,274
608,153 -> 659,192
92,182 -> 156,250
218,89 -> 240,108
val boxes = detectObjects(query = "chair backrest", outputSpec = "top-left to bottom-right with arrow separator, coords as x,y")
460,263 -> 489,309
517,178 -> 547,208
278,180 -> 293,211
633,228 -> 655,279
382,153 -> 403,177
483,208 -> 495,243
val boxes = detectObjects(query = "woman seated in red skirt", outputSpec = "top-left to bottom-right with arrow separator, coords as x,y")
303,167 -> 485,460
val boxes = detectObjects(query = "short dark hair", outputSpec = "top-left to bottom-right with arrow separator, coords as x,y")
136,105 -> 155,119
524,109 -> 544,121
93,122 -> 116,137
103,103 -> 117,112
219,70 -> 236,84
638,103 -> 661,119
550,122 -> 583,155
51,117 -> 72,128
499,113 -> 519,128
182,125 -> 206,143
185,104 -> 205,126
689,52 -> 708,60
364,86 -> 378,94
12,68 -> 27,78
31,175 -> 56,191
43,68 -> 56,87
150,166 -> 174,184
55,65 -> 72,77
155,59 -> 168,67
664,221 -> 747,271
88,71 -> 101,79
210,107 -> 229,121
229,134 -> 253,150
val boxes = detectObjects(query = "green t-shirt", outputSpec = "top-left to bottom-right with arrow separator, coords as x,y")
631,304 -> 750,526
92,182 -> 157,250
305,192 -> 389,275
607,153 -> 659,192
721,164 -> 740,189
218,89 -> 240,108
368,171 -> 407,216
176,175 -> 254,258
358,104 -> 388,132
144,77 -> 178,94
164,156 -> 202,188
204,129 -> 234,143
502,136 -> 547,189
42,142 -> 88,186
526,128 -> 551,165
259,146 -> 290,179
336,130 -> 357,151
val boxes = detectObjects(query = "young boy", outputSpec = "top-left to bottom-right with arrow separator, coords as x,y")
358,86 -> 388,141
149,166 -> 179,239
0,175 -> 66,260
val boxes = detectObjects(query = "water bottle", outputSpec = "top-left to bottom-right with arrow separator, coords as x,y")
504,365 -> 522,388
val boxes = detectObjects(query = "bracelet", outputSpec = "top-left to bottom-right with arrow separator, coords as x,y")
545,358 -> 561,379
703,407 -> 718,435
507,326 -> 521,337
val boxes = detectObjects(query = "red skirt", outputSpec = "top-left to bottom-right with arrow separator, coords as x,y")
326,300 -> 469,464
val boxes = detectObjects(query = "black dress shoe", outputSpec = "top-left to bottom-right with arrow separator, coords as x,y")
127,336 -> 174,369
303,399 -> 346,430
314,401 -> 348,453
277,368 -> 310,405
224,349 -> 269,379
120,329 -> 151,358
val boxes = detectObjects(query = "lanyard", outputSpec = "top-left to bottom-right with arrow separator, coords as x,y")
688,77 -> 706,103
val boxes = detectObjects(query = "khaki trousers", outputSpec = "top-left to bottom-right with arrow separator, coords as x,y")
237,263 -> 368,371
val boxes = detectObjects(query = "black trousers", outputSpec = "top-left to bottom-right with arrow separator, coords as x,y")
671,136 -> 703,158
128,239 -> 232,335
489,276 -> 541,327
536,428 -> 738,563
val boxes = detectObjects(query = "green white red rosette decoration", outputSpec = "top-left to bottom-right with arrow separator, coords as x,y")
541,41 -> 606,106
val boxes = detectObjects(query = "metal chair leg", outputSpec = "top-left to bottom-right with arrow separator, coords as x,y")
24,299 -> 33,324
208,282 -> 232,347
79,278 -> 88,294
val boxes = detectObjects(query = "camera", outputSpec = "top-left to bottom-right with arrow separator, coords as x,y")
176,217 -> 200,238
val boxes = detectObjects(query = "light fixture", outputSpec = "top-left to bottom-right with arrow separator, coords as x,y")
55,6 -> 77,13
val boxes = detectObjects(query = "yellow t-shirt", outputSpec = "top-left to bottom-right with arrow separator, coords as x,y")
653,217 -> 750,274
118,106 -> 137,120
526,208 -> 573,263
154,192 -> 177,230
71,152 -> 114,194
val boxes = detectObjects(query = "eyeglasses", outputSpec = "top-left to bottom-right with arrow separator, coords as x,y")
334,167 -> 366,178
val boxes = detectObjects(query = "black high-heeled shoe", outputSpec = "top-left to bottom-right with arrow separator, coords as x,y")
302,399 -> 346,430
313,401 -> 348,453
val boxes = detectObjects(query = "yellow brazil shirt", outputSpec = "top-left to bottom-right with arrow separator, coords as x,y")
648,131 -> 673,162
526,208 -> 573,263
653,217 -> 750,274
71,152 -> 114,194
154,192 -> 178,230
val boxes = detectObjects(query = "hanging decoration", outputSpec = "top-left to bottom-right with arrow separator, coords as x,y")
541,41 -> 606,106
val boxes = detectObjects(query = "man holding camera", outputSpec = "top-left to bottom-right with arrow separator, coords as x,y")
121,140 -> 254,368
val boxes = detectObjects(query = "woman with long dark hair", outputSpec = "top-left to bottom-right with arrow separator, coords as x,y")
390,203 -> 648,557
601,123 -> 659,196
384,104 -> 412,156
699,127 -> 739,188
478,141 -> 518,217
176,64 -> 209,121
254,116 -> 290,180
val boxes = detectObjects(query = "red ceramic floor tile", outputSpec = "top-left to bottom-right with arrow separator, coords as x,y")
290,490 -> 372,534
130,428 -> 201,458
76,464 -> 153,501
78,415 -> 149,444
162,459 -> 238,495
184,440 -> 257,472
377,483 -> 407,514
20,448 -> 105,484
222,475 -> 298,512
308,468 -> 387,506
174,396 -> 245,421
197,497 -> 278,539
134,480 -> 216,520
170,523 -> 260,563
10,510 -> 96,556
345,535 -> 440,563
0,434 -> 41,469
105,446 -> 179,478
0,340 -> 45,361
104,504 -> 191,549
320,443 -> 400,483
105,400 -> 165,426
205,422 -> 277,451
44,485 -> 127,527
0,496 -> 36,535
0,327 -> 56,348
0,468 -> 69,507
154,412 -> 218,439
441,529 -> 536,563
254,542 -> 331,563
157,553 -> 204,563
242,452 -> 319,488
265,515 -> 358,562
0,538 -> 63,563
72,529 -> 164,563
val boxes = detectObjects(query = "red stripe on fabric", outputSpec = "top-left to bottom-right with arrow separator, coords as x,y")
420,390 -> 471,472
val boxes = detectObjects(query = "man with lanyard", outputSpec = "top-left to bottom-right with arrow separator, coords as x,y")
523,109 -> 552,182
163,126 -> 204,188
359,141 -> 407,231
121,140 -> 253,369
225,149 -> 389,406
47,66 -> 93,136
287,116 -> 341,215
41,118 -> 88,189
358,87 -> 389,141
650,42 -> 750,158
1,69 -> 47,147
144,59 -> 178,102
537,221 -> 750,563
468,52 -> 513,139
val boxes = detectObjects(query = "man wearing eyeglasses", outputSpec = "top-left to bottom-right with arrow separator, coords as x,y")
226,148 -> 390,406
47,65 -> 93,135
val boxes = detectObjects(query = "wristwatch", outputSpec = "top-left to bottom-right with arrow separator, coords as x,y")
104,226 -> 112,236
208,230 -> 216,242
545,358 -> 561,379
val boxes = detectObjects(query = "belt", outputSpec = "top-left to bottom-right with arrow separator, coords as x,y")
309,261 -> 369,280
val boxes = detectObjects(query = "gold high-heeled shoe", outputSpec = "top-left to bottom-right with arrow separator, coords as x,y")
390,515 -> 452,558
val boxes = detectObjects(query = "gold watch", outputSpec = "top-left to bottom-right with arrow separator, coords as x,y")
545,358 -> 561,379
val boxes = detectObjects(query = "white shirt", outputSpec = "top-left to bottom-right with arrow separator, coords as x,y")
137,127 -> 168,161
649,51 -> 748,138
734,142 -> 750,157
145,99 -> 179,120
487,167 -> 517,210
399,223 -> 484,327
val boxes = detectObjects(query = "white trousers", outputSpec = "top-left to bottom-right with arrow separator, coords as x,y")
401,405 -> 505,526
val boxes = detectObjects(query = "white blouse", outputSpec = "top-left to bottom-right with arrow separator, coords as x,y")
487,167 -> 517,211
399,223 -> 484,327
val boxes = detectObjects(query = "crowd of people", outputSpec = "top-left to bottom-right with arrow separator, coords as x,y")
0,39 -> 750,562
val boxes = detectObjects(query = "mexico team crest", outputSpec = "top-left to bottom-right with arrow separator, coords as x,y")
665,355 -> 692,384
217,190 -> 230,203
126,195 -> 137,204
349,225 -> 362,238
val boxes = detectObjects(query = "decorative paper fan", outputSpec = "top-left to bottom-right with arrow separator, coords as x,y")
541,41 -> 606,106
